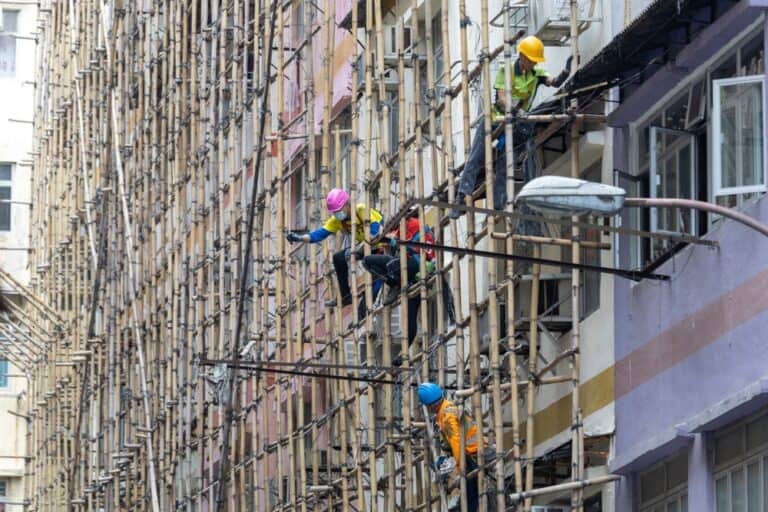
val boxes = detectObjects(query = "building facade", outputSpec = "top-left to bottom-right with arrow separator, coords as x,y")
0,1 -> 36,510
592,0 -> 768,510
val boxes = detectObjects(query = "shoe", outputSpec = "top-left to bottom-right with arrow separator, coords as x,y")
341,294 -> 352,306
448,207 -> 464,219
383,286 -> 400,305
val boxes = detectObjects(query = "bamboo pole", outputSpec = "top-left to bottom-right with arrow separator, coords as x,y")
570,1 -> 585,510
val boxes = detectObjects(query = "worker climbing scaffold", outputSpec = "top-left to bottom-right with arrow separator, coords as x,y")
418,382 -> 485,512
286,188 -> 386,320
450,35 -> 572,219
361,207 -> 455,349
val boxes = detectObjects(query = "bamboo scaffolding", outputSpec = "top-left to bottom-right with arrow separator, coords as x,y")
25,1 -> 627,511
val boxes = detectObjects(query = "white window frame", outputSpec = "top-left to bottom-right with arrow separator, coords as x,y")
714,453 -> 768,512
711,75 -> 767,198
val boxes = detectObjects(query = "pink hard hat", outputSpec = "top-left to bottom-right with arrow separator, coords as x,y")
326,188 -> 350,213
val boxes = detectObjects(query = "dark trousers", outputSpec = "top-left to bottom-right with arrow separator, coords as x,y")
465,455 -> 479,512
333,249 -> 384,321
362,254 -> 421,345
455,116 -> 534,210
332,249 -> 354,300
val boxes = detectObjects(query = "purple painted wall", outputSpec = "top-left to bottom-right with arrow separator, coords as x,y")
611,2 -> 768,474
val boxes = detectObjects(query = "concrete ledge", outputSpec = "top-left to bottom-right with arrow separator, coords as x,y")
682,377 -> 768,433
610,425 -> 693,474
612,377 -> 768,474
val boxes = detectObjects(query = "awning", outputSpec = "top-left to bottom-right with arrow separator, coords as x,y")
565,0 -> 741,98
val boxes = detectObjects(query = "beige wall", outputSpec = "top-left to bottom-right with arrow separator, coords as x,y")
0,1 -> 36,509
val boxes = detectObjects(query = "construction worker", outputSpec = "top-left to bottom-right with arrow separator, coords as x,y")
286,188 -> 384,318
361,209 -> 436,346
418,382 -> 481,511
450,35 -> 571,219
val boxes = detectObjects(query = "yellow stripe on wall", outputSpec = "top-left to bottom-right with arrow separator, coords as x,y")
502,366 -> 614,447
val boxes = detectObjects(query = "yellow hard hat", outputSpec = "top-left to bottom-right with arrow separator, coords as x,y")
518,36 -> 545,63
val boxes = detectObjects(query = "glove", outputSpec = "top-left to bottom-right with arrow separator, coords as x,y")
552,56 -> 574,88
286,232 -> 304,243
435,455 -> 455,476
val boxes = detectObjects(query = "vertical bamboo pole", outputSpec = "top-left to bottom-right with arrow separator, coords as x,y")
500,2 -> 525,510
396,19 -> 416,512
569,1 -> 584,510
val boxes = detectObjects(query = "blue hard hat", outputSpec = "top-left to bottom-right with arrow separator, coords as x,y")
417,382 -> 443,406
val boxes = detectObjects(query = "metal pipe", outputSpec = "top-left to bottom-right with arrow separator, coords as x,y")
624,197 -> 768,239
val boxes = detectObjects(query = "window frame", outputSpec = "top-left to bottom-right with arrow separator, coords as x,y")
711,74 -> 767,198
0,163 -> 11,232
712,410 -> 768,512
714,454 -> 768,512
0,359 -> 7,388
649,125 -> 699,237
638,450 -> 689,512
0,9 -> 18,78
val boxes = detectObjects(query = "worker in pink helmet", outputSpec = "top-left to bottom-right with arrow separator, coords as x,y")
286,188 -> 384,318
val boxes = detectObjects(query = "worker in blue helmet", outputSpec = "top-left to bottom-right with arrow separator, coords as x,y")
418,382 -> 482,511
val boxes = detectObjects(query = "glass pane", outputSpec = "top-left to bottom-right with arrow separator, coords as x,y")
718,81 -> 764,191
664,93 -> 689,131
746,414 -> 768,450
733,468 -> 746,512
0,164 -> 11,181
764,457 -> 768,512
667,501 -> 679,512
0,35 -> 15,76
682,494 -> 688,512
0,359 -> 7,387
739,33 -> 764,76
717,476 -> 729,512
641,465 -> 667,503
667,451 -> 689,489
747,462 -> 760,512
679,145 -> 692,232
2,11 -> 18,32
716,428 -> 744,466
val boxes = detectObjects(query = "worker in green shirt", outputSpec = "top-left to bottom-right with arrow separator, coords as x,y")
450,35 -> 571,219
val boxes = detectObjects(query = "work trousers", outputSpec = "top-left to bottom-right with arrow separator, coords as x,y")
362,254 -> 421,344
455,115 -> 534,210
465,454 -> 479,512
333,249 -> 382,320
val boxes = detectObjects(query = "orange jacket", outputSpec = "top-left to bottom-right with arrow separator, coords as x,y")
436,399 -> 480,464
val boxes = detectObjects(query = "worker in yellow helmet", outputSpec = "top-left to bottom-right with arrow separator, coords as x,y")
450,35 -> 571,219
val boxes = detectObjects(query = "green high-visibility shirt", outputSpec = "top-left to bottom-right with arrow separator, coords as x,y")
492,60 -> 550,120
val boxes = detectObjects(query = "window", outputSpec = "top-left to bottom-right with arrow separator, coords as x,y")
712,75 -> 766,200
0,359 -> 7,387
0,478 -> 6,496
650,126 -> 698,259
0,163 -> 12,231
639,450 -> 689,512
714,411 -> 768,512
580,163 -> 602,318
626,25 -> 766,267
0,10 -> 17,77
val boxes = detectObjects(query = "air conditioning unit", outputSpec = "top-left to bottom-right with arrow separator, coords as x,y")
382,25 -> 412,65
531,506 -> 569,512
529,0 -> 600,45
